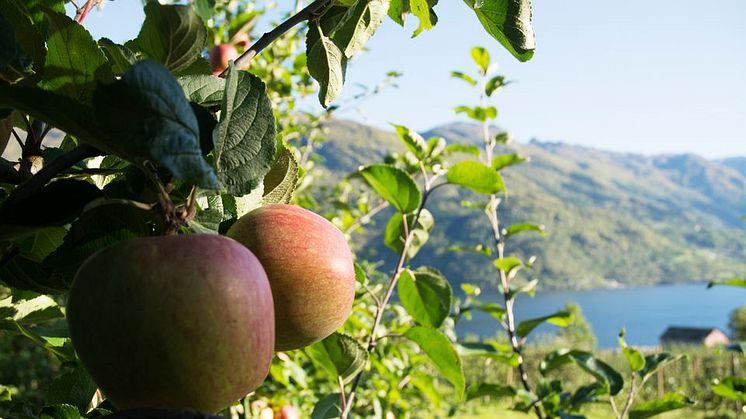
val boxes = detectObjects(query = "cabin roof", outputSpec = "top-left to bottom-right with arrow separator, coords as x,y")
660,326 -> 725,342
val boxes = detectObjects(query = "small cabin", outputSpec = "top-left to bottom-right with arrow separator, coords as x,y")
660,326 -> 730,347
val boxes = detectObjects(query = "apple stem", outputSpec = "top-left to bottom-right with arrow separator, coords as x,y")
219,0 -> 333,77
142,162 -> 181,235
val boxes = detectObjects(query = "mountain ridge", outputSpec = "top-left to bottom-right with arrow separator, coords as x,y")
313,119 -> 746,290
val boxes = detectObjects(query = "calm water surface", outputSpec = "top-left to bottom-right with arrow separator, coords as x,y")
455,283 -> 746,348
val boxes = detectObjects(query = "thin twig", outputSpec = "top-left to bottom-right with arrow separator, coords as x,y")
342,187 -> 435,418
477,72 -> 543,418
6,145 -> 102,203
219,0 -> 333,76
75,0 -> 96,23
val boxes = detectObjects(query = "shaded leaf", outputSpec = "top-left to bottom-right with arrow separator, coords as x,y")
464,0 -> 535,62
136,2 -> 207,73
333,0 -> 389,58
305,333 -> 367,384
46,366 -> 97,412
629,393 -> 695,419
262,147 -> 298,205
307,21 -> 347,107
93,60 -> 218,188
40,404 -> 81,419
311,393 -> 342,419
213,64 -> 277,195
384,209 -> 433,260
178,74 -> 226,107
40,10 -> 111,103
466,383 -> 516,401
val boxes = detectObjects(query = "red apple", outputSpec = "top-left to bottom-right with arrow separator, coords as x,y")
275,405 -> 301,419
66,234 -> 275,413
209,43 -> 239,75
227,204 -> 355,351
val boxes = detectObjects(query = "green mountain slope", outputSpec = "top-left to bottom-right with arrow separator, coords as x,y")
313,120 -> 746,290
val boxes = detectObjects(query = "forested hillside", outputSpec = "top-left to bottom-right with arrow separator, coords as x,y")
314,120 -> 746,289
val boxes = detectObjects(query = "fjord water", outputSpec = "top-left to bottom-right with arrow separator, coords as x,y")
456,283 -> 746,348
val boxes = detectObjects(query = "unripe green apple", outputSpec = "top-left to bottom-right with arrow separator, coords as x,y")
66,235 -> 275,413
227,204 -> 355,351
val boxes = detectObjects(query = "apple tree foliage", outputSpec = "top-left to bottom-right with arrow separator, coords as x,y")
0,0 -> 694,418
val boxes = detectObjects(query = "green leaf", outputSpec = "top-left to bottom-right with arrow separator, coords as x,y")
213,64 -> 277,195
485,74 -> 509,96
311,393 -> 342,419
503,223 -> 544,238
629,393 -> 695,419
392,123 -> 428,159
307,21 -> 347,107
448,160 -> 504,194
384,209 -> 433,260
40,404 -> 82,419
457,341 -> 519,367
46,366 -> 97,413
136,2 -> 207,73
516,311 -> 574,338
0,179 -> 102,240
463,0 -> 535,62
0,0 -> 46,83
712,376 -> 746,403
40,10 -> 111,103
0,384 -> 10,402
93,60 -> 219,188
466,383 -> 516,401
192,0 -> 216,22
305,333 -> 368,384
448,244 -> 492,257
451,71 -> 477,86
475,303 -> 505,321
470,47 -> 490,74
332,0 -> 389,58
409,0 -> 438,37
493,256 -> 522,276
444,143 -> 481,156
455,105 -> 497,122
639,353 -> 684,380
358,164 -> 421,213
542,350 -> 623,396
98,38 -> 138,76
354,263 -> 368,285
0,85 -> 101,149
177,74 -> 226,107
618,329 -> 645,372
43,205 -> 162,290
398,267 -> 452,328
404,326 -> 465,399
707,278 -> 746,289
262,147 -> 299,205
492,153 -> 527,170
12,295 -> 63,324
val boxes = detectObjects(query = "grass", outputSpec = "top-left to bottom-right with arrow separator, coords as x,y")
454,402 -> 702,419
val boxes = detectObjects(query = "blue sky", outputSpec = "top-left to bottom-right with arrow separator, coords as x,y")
78,1 -> 746,158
